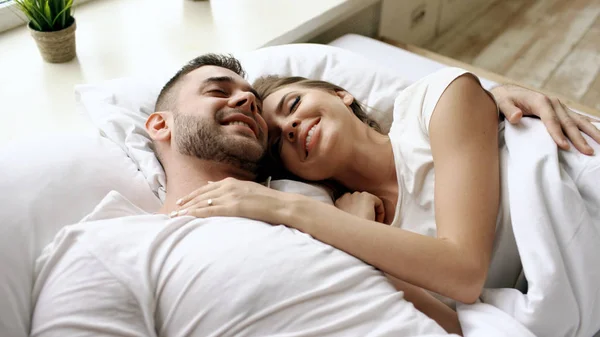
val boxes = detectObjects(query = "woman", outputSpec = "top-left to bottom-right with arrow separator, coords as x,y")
173,69 -> 600,335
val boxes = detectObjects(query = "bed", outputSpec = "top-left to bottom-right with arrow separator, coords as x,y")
1,33 -> 598,337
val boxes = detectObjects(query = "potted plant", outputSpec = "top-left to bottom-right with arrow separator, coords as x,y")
14,0 -> 76,63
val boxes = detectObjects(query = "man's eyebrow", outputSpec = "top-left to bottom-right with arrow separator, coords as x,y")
203,76 -> 261,101
276,92 -> 290,115
203,76 -> 234,85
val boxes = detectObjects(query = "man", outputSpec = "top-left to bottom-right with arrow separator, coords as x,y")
30,54 -> 599,337
147,53 -> 270,214
29,54 -> 452,337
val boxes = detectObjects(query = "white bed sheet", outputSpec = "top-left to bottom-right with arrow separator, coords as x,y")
328,34 -> 498,90
329,34 -> 600,121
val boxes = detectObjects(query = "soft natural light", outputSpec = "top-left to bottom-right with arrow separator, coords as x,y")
0,0 -> 94,33
0,0 -> 25,32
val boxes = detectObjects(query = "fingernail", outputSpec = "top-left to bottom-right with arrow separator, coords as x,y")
176,198 -> 183,205
179,209 -> 188,215
169,211 -> 178,218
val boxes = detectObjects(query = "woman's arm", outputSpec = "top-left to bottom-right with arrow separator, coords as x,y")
283,75 -> 499,304
330,191 -> 463,334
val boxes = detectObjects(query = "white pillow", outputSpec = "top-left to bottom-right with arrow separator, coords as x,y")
0,133 -> 162,337
241,43 -> 412,129
76,43 -> 412,201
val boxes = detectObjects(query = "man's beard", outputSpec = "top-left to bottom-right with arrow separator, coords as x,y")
173,112 -> 265,174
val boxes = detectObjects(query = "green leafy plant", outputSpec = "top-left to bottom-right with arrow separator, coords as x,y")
14,0 -> 74,32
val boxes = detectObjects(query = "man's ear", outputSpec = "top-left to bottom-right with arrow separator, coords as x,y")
146,112 -> 172,142
336,90 -> 354,107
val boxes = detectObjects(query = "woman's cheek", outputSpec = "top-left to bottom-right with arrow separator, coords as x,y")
281,149 -> 301,173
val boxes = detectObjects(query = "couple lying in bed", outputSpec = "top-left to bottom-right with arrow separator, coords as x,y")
31,54 -> 600,336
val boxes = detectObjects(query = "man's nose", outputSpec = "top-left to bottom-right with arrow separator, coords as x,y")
231,91 -> 258,115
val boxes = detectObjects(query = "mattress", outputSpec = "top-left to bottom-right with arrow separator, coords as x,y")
328,34 -> 600,120
328,34 -> 498,90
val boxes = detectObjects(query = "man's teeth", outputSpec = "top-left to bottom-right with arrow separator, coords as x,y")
228,121 -> 250,128
305,124 -> 317,150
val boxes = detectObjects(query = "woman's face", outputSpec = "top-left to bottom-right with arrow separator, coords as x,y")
261,84 -> 356,181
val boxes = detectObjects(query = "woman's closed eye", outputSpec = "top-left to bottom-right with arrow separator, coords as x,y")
289,96 -> 300,115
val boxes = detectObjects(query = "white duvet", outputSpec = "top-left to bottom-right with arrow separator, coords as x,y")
30,189 -> 450,337
457,120 -> 600,337
29,124 -> 600,336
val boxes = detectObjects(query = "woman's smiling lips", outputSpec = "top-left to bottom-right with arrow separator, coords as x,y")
299,118 -> 321,160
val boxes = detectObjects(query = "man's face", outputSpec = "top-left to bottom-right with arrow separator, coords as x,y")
172,65 -> 268,173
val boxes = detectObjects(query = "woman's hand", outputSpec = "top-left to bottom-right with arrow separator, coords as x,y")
171,177 -> 299,225
491,84 -> 600,155
335,192 -> 385,223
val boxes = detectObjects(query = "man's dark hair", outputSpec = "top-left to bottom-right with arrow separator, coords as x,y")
155,54 -> 246,112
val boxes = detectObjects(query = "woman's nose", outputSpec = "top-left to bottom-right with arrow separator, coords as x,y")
285,121 -> 299,141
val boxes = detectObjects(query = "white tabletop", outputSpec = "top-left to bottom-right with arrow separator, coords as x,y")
0,0 -> 377,146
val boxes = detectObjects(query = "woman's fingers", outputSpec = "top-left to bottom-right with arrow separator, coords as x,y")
182,204 -> 230,219
172,193 -> 221,218
373,196 -> 386,223
176,181 -> 218,208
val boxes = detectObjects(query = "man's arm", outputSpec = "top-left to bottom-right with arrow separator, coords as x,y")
386,274 -> 463,336
491,84 -> 600,155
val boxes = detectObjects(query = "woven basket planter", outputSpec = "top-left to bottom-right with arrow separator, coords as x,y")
29,20 -> 77,63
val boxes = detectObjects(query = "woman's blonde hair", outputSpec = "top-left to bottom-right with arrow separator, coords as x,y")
253,75 -> 382,133
253,75 -> 382,198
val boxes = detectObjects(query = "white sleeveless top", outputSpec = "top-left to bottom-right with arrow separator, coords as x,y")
387,67 -> 522,301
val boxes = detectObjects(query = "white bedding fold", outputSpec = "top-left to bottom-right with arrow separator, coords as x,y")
458,120 -> 600,337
